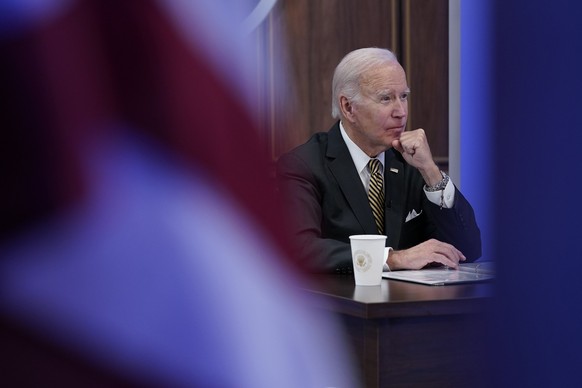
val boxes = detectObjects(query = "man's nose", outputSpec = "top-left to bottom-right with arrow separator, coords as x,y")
392,99 -> 407,118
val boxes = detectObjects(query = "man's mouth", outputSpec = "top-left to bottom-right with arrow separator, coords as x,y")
387,125 -> 404,133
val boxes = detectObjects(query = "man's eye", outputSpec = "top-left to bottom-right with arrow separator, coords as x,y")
380,96 -> 391,102
401,93 -> 409,100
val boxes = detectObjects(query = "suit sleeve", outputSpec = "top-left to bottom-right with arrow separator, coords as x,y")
276,152 -> 353,273
423,186 -> 482,261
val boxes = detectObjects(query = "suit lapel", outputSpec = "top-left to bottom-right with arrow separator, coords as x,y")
384,149 -> 405,247
326,124 -> 377,234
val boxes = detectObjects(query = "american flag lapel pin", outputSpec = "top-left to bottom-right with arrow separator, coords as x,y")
390,168 -> 399,174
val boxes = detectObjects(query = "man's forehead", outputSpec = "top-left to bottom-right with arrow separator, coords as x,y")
360,64 -> 408,91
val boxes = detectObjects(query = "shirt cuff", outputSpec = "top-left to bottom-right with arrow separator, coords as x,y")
424,179 -> 455,208
383,247 -> 393,272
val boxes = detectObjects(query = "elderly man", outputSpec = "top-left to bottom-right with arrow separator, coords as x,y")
277,47 -> 481,273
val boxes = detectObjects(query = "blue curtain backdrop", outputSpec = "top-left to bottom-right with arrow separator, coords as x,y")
464,0 -> 582,386
460,0 -> 493,262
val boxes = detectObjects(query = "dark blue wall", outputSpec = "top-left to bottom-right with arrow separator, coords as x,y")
491,1 -> 582,386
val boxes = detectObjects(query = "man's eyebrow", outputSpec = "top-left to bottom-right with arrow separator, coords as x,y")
376,88 -> 411,95
376,89 -> 394,96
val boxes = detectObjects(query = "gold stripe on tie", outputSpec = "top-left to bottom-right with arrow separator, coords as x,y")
367,159 -> 385,235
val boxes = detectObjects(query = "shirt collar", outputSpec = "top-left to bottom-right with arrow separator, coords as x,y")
339,121 -> 385,174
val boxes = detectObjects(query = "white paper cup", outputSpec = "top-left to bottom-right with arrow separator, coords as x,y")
349,234 -> 387,286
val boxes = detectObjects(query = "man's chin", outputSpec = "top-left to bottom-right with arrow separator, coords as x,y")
384,134 -> 401,146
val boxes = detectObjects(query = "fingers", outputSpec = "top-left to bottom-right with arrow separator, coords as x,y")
438,241 -> 465,261
402,142 -> 418,156
395,239 -> 467,270
405,239 -> 465,269
431,253 -> 461,269
398,129 -> 426,147
395,133 -> 419,155
394,129 -> 433,165
430,241 -> 466,269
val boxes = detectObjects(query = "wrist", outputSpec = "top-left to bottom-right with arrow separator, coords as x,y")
387,249 -> 403,270
420,164 -> 442,187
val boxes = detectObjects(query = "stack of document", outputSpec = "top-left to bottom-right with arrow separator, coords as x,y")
382,261 -> 494,285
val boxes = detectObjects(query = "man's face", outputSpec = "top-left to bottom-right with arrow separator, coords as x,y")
344,63 -> 409,157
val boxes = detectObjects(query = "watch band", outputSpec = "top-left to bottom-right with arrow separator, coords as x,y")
424,170 -> 449,192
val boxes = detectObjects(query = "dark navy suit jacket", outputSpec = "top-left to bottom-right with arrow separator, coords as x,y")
276,122 -> 482,273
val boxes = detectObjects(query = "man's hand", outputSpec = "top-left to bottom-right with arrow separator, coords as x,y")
387,239 -> 466,270
392,128 -> 442,186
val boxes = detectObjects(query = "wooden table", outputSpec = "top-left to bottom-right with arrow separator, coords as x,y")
303,275 -> 494,388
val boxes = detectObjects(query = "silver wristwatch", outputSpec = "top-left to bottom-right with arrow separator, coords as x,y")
424,171 -> 449,192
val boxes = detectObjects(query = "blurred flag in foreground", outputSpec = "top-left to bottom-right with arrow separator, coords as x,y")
0,0 -> 358,386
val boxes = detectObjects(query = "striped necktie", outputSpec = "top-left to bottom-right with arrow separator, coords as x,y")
367,158 -> 385,234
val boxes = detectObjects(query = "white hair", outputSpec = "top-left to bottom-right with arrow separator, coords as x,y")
331,48 -> 398,119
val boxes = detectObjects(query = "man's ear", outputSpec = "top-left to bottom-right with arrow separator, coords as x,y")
339,96 -> 355,122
